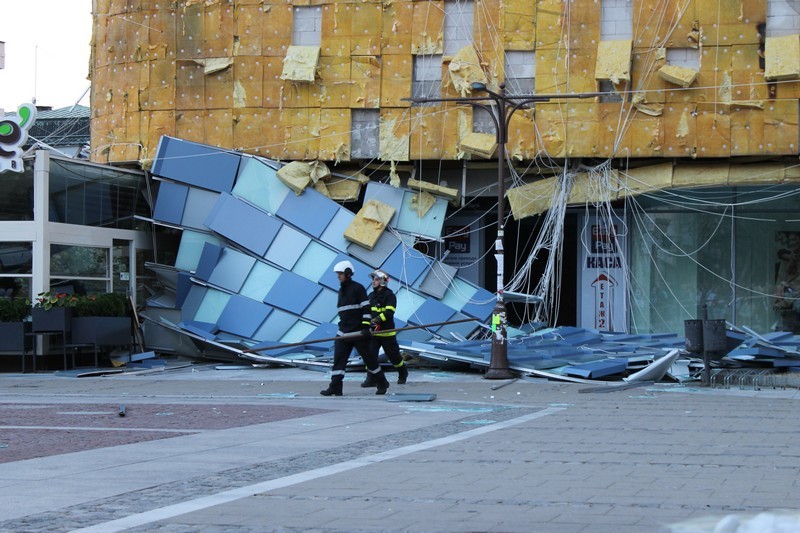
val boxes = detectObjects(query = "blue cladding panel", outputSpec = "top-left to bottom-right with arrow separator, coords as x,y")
276,187 -> 339,238
280,321 -> 317,343
205,193 -> 281,256
252,308 -> 296,341
460,286 -> 496,320
435,313 -> 479,340
418,260 -> 457,299
180,285 -> 207,322
396,191 -> 447,239
380,246 -> 432,286
563,359 -> 628,379
240,261 -> 282,301
264,271 -> 322,315
232,157 -> 290,214
153,181 -> 188,224
441,277 -> 478,311
176,272 -> 193,308
179,320 -> 219,339
266,226 -> 310,269
194,243 -> 224,282
303,288 -> 338,323
347,231 -> 400,269
208,248 -> 256,293
175,231 -> 223,272
320,208 -> 355,252
406,298 -> 455,329
304,322 -> 339,349
152,137 -> 240,193
292,241 -> 339,284
182,188 -> 221,230
364,182 -> 403,226
216,295 -> 273,338
194,289 -> 231,324
320,254 -> 372,289
393,288 -> 427,322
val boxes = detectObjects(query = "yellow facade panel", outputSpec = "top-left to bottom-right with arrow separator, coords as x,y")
728,163 -> 787,186
143,110 -> 176,162
105,14 -> 130,64
233,109 -> 266,153
379,108 -> 410,161
380,55 -> 412,108
203,64 -> 233,109
177,3 -> 204,59
616,112 -> 664,158
536,48 -> 597,95
566,103 -> 600,158
350,3 -> 383,56
765,35 -> 800,81
203,2 -> 234,56
233,57 -> 264,108
507,178 -> 556,220
633,0 -> 696,49
351,56 -> 381,108
318,56 -> 351,108
205,109 -> 235,150
535,1 -> 565,50
632,50 -> 666,103
672,163 -> 729,188
319,109 -> 352,162
381,2 -> 414,55
147,10 -> 176,61
409,107 -> 443,160
507,108 -> 537,160
280,80 -> 315,108
663,104 -> 696,157
504,0 -> 535,50
175,110 -> 206,144
411,1 -> 443,55
695,105 -> 731,157
440,106 -> 471,160
262,4 -> 293,57
764,100 -> 799,154
658,65 -> 698,88
568,169 -> 620,206
595,40 -> 632,84
321,3 -> 351,57
619,162 -> 674,197
258,108 -> 286,159
235,4 -> 263,56
730,106 -> 764,156
261,58 -> 283,108
535,103 -> 566,158
139,60 -> 177,111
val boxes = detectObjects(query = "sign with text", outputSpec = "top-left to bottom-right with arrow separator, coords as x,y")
0,104 -> 36,174
578,215 -> 627,332
442,215 -> 483,287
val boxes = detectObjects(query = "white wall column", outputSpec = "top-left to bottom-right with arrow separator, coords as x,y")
32,150 -> 50,298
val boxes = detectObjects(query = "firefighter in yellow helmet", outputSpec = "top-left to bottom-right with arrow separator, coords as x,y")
362,269 -> 409,388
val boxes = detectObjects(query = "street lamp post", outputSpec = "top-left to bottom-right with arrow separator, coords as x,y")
406,83 -> 598,379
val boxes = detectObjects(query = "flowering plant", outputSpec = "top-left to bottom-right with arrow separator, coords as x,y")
32,291 -> 128,316
33,291 -> 80,310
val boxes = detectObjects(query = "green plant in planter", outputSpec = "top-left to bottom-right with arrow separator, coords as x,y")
0,297 -> 31,322
73,293 -> 127,317
33,291 -> 80,310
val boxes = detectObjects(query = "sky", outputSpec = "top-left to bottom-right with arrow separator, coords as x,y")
0,0 -> 93,112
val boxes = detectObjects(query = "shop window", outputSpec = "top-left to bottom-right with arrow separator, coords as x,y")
0,162 -> 34,221
50,244 -> 110,294
0,241 -> 32,298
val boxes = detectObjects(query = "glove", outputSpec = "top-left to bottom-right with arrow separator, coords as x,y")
370,323 -> 381,333
361,328 -> 372,338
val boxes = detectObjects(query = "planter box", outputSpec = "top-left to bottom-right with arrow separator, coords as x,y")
0,321 -> 32,352
72,316 -> 131,346
32,308 -> 73,333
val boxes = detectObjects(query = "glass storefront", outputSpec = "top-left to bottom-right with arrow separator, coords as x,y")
50,244 -> 111,294
0,242 -> 32,298
0,165 -> 34,221
629,185 -> 800,334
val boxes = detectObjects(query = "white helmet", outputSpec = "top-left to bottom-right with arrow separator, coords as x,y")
333,260 -> 355,276
370,269 -> 389,287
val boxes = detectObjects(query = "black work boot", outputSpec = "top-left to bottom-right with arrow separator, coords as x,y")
397,364 -> 408,385
320,378 -> 343,396
360,373 -> 377,388
375,371 -> 390,395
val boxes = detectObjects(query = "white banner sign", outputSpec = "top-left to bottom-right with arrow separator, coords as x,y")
578,215 -> 627,332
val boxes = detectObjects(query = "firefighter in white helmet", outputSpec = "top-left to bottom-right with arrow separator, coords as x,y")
362,269 -> 409,387
320,260 -> 390,396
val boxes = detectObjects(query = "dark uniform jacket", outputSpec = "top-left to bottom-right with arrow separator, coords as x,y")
369,287 -> 397,337
337,278 -> 371,334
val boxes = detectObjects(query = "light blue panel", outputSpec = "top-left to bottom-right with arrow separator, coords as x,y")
194,242 -> 224,281
320,208 -> 355,252
461,286 -> 496,320
194,288 -> 231,324
292,241 -> 338,284
405,298 -> 456,330
153,181 -> 188,225
380,245 -> 432,286
436,312 -> 480,340
276,187 -> 340,238
208,248 -> 256,293
265,225 -> 310,269
264,271 -> 322,314
441,277 -> 478,311
232,156 -> 290,214
216,294 -> 273,338
393,288 -> 426,322
152,137 -> 240,193
252,308 -> 296,341
280,320 -> 317,343
205,193 -> 282,256
396,191 -> 448,239
180,285 -> 207,322
304,322 -> 339,349
175,231 -> 223,272
364,182 -> 404,226
179,320 -> 218,339
417,260 -> 457,299
182,188 -> 221,230
396,328 -> 435,342
303,288 -> 338,323
347,231 -> 400,269
240,261 -> 282,301
319,253 -> 372,289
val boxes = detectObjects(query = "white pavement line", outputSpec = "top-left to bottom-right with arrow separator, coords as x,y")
70,407 -> 565,533
0,426 -> 199,433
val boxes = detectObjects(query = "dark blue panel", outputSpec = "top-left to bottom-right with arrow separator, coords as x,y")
303,288 -> 338,323
436,313 -> 480,340
176,272 -> 193,308
253,309 -> 296,341
216,294 -> 273,338
208,249 -> 256,293
320,254 -> 372,290
152,137 -> 240,193
153,181 -> 188,225
380,246 -> 432,286
303,322 -> 339,349
460,287 -> 496,320
180,285 -> 207,322
405,298 -> 455,330
194,243 -> 224,282
347,231 -> 400,268
205,193 -> 282,256
179,320 -> 219,339
320,208 -> 355,252
263,271 -> 322,315
562,359 -> 628,379
276,187 -> 339,238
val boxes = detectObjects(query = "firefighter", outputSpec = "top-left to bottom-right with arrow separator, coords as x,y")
362,269 -> 409,387
320,260 -> 390,396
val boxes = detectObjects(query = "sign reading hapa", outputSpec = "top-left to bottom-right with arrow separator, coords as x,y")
0,104 -> 37,174
579,215 -> 628,332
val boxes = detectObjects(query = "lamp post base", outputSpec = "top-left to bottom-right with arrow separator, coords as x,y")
483,300 -> 514,380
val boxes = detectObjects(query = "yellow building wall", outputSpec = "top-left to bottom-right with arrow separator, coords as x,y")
89,0 -> 798,169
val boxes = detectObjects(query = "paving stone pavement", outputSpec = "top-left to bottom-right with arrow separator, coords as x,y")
1,364 -> 800,532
